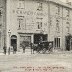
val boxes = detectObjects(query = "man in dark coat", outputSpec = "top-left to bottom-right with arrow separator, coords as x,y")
3,46 -> 6,55
21,41 -> 26,53
13,44 -> 17,54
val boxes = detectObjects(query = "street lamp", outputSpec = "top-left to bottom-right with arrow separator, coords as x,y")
8,30 -> 11,55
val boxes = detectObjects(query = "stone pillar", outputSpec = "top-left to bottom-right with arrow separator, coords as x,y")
6,0 -> 11,52
17,33 -> 20,52
31,34 -> 34,43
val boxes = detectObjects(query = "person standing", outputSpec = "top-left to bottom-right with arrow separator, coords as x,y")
21,41 -> 26,53
48,43 -> 53,53
3,46 -> 6,55
30,43 -> 33,54
8,47 -> 10,55
13,44 -> 17,54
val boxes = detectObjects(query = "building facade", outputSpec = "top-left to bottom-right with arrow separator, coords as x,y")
1,0 -> 72,52
0,0 -> 6,52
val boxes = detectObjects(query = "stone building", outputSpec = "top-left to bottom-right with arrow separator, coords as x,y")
1,0 -> 72,52
0,0 -> 6,52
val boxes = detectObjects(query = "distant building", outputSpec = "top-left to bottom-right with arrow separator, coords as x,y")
0,0 -> 72,52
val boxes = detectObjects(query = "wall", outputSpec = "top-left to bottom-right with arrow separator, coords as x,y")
0,0 -> 6,52
6,0 -> 72,51
49,2 -> 72,50
6,0 -> 48,49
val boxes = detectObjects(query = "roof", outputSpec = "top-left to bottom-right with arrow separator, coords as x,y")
45,0 -> 72,9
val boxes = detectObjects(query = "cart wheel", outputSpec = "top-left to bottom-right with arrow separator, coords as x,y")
42,48 -> 46,54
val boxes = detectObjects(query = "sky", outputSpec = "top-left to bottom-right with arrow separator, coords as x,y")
60,0 -> 72,2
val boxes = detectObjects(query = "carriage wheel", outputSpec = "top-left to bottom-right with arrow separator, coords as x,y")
42,48 -> 46,54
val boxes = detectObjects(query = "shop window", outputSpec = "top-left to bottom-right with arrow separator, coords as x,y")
20,36 -> 31,47
54,38 -> 60,48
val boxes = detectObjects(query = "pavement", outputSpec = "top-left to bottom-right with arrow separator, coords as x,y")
0,49 -> 72,72
0,48 -> 72,55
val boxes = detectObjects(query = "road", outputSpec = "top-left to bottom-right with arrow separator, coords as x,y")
0,50 -> 72,72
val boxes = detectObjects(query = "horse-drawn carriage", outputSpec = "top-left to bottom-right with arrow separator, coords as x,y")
31,41 -> 53,54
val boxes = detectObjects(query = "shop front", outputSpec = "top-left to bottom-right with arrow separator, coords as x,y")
18,33 -> 33,50
34,34 -> 48,44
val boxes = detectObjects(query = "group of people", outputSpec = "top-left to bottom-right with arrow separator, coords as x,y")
3,44 -> 17,55
3,41 -> 53,55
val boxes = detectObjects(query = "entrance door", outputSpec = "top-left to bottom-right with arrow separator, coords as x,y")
54,37 -> 60,48
11,35 -> 17,50
65,34 -> 72,51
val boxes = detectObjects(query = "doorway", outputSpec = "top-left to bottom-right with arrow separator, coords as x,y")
54,37 -> 60,48
11,35 -> 17,50
65,34 -> 72,51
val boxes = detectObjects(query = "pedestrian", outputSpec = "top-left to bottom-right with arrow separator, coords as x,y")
30,43 -> 33,54
23,45 -> 25,53
48,43 -> 53,53
8,47 -> 10,55
13,44 -> 17,54
3,46 -> 6,55
21,41 -> 26,53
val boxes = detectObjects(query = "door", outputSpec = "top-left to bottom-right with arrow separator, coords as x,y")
54,37 -> 60,48
11,35 -> 17,51
65,36 -> 71,51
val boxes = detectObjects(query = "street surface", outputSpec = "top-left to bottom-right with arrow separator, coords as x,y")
0,49 -> 72,72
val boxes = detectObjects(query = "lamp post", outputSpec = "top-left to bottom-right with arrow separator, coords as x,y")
8,30 -> 11,55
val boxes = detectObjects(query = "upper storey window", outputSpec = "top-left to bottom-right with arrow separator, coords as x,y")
66,9 -> 70,17
56,5 -> 60,15
37,2 -> 43,11
17,0 -> 25,9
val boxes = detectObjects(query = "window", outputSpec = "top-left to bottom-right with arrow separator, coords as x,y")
56,5 -> 60,15
56,21 -> 60,33
17,0 -> 25,9
66,9 -> 70,17
18,18 -> 23,29
0,10 -> 2,16
20,36 -> 31,47
37,22 -> 42,29
54,38 -> 60,48
66,27 -> 70,33
37,2 -> 43,11
17,16 -> 25,30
